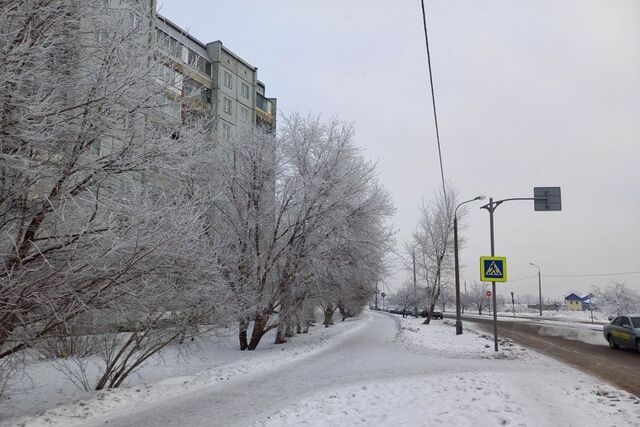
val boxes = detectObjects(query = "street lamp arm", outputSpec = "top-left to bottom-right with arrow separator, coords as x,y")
480,196 -> 547,212
455,196 -> 485,218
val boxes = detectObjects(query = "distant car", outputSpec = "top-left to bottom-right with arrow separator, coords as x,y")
420,309 -> 443,319
603,314 -> 640,352
386,306 -> 402,314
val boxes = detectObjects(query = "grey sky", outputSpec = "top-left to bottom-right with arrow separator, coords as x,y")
158,0 -> 640,300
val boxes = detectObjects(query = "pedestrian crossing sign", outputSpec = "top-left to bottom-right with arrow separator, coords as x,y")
480,256 -> 507,282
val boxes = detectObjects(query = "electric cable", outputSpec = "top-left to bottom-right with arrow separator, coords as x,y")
420,0 -> 447,197
508,270 -> 640,282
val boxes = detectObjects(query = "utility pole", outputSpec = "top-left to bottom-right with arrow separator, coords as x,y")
510,291 -> 516,318
375,281 -> 378,310
412,250 -> 418,317
453,196 -> 484,335
530,263 -> 542,317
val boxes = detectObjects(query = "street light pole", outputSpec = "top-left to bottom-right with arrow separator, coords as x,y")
454,195 -> 485,335
530,263 -> 542,317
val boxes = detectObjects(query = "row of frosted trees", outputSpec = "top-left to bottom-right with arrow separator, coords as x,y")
0,0 -> 394,393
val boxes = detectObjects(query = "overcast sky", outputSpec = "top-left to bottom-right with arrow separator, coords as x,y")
158,0 -> 640,301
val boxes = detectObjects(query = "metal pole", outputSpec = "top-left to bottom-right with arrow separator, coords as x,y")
412,250 -> 418,317
511,291 -> 516,318
375,281 -> 378,310
452,195 -> 484,335
538,269 -> 542,317
489,198 -> 498,352
454,216 -> 462,334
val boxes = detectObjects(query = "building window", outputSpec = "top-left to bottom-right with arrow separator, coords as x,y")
161,95 -> 181,120
241,82 -> 250,99
130,12 -> 141,29
160,64 -> 183,90
224,71 -> 233,89
183,78 -> 209,103
223,97 -> 232,114
240,107 -> 249,123
222,123 -> 231,140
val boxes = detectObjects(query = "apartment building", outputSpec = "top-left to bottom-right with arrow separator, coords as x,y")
155,14 -> 276,136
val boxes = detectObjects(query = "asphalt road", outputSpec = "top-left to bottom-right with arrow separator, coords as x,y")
457,314 -> 640,397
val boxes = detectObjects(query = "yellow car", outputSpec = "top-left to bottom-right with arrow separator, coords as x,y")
603,315 -> 640,352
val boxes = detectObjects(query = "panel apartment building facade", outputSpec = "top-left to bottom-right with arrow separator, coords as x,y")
155,14 -> 276,136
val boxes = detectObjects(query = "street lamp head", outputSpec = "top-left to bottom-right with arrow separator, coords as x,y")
475,195 -> 486,201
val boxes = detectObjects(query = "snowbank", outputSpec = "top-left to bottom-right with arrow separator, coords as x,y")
394,316 -> 530,359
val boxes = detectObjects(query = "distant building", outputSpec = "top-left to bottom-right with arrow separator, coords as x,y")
565,293 -> 593,311
155,14 -> 276,135
580,294 -> 594,311
565,293 -> 582,311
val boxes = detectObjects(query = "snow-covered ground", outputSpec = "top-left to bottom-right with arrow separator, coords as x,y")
254,315 -> 640,427
0,316 -> 366,426
3,311 -> 638,427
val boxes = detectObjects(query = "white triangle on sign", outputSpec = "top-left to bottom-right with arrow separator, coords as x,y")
486,261 -> 502,277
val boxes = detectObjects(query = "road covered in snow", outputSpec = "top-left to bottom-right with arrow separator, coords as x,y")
8,311 -> 639,426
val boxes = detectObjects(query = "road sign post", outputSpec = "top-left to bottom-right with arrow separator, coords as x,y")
510,291 -> 516,318
479,187 -> 562,352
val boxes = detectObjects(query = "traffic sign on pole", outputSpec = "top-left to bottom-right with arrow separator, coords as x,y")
534,187 -> 562,211
485,290 -> 492,298
480,256 -> 507,282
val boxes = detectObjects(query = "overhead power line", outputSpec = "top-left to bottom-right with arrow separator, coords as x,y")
508,270 -> 640,282
420,0 -> 446,197
544,270 -> 640,278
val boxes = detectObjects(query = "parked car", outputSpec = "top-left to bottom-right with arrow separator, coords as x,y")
386,306 -> 402,314
603,314 -> 640,352
420,309 -> 443,319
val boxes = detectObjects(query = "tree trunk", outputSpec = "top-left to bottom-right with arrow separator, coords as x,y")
247,314 -> 268,350
423,301 -> 437,325
323,305 -> 335,327
274,320 -> 287,344
296,321 -> 302,334
238,319 -> 249,351
285,321 -> 294,337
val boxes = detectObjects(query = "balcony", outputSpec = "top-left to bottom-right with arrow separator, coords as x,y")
256,93 -> 273,114
256,93 -> 275,127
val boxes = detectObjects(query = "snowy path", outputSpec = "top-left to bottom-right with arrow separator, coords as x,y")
85,311 -> 639,426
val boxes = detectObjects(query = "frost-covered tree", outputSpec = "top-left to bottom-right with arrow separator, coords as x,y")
467,282 -> 490,315
0,0 -> 228,380
438,283 -> 455,313
592,282 -> 640,317
212,116 -> 394,350
412,186 -> 458,324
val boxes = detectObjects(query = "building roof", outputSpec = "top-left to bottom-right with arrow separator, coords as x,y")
565,293 -> 582,301
156,14 -> 208,50
156,15 -> 258,72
